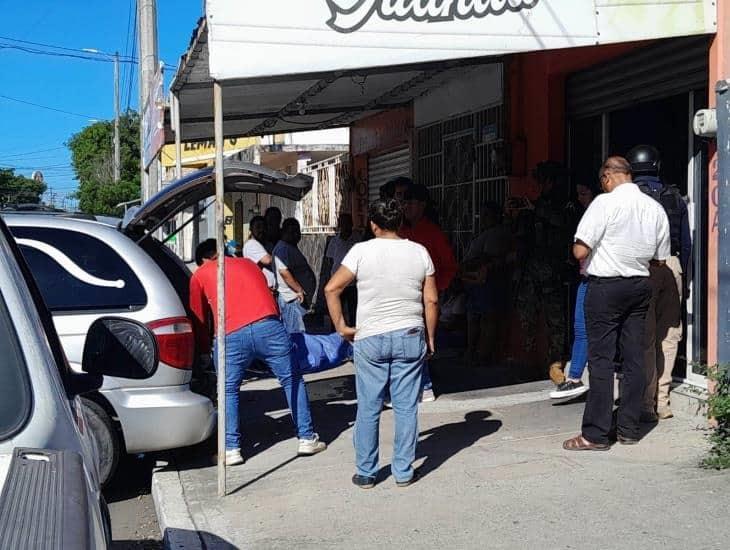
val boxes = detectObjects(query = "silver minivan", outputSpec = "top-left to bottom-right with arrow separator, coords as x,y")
3,162 -> 311,485
0,216 -> 160,548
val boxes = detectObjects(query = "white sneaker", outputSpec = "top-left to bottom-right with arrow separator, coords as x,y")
298,433 -> 327,456
421,389 -> 436,403
225,449 -> 244,466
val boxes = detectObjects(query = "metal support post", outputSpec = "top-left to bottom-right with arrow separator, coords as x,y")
174,93 -> 183,180
214,81 -> 227,497
717,79 -> 730,364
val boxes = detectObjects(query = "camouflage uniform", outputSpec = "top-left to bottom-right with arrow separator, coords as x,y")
513,194 -> 572,371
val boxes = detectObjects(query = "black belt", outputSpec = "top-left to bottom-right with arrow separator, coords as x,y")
588,275 -> 646,283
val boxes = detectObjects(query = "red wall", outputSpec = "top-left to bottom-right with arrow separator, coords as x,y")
507,42 -> 644,199
349,108 -> 414,228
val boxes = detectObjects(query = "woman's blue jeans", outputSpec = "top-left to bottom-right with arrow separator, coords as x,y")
215,318 -> 314,449
568,280 -> 589,380
353,327 -> 426,483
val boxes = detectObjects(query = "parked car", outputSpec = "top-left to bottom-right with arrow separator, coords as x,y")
0,216 -> 160,549
2,161 -> 312,485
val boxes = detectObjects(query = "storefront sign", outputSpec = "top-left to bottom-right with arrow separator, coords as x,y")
326,0 -> 539,34
206,0 -> 716,80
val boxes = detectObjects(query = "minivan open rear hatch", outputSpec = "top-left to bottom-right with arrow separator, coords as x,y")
121,160 -> 313,235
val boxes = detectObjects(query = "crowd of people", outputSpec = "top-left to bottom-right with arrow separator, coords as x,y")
188,143 -> 688,484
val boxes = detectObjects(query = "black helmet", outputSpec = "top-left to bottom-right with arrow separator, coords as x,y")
626,145 -> 660,175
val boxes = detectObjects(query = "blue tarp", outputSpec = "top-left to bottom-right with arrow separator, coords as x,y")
291,333 -> 353,374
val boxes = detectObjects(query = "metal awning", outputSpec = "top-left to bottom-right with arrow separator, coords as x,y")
170,1 -> 716,142
171,19 -> 502,141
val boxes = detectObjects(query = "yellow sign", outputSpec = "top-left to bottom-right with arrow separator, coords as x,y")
161,136 -> 259,168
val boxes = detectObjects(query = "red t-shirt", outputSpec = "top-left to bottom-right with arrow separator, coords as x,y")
401,217 -> 457,291
189,257 -> 279,352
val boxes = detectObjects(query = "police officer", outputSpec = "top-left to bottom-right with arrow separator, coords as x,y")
513,161 -> 572,384
627,145 -> 691,421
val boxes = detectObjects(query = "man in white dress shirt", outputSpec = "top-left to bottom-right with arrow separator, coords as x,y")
563,156 -> 671,451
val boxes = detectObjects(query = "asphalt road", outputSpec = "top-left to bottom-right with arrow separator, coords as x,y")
103,454 -> 163,550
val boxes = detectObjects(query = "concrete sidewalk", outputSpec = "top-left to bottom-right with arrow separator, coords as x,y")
153,365 -> 729,549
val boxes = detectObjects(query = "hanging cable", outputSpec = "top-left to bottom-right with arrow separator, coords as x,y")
0,94 -> 101,119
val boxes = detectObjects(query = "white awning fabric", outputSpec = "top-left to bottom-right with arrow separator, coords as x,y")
170,0 -> 717,141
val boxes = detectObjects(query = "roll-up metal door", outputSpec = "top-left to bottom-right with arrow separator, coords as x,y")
368,147 -> 411,202
567,36 -> 710,120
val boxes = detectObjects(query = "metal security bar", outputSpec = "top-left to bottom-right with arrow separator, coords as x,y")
416,104 -> 509,259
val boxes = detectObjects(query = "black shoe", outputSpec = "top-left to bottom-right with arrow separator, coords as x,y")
617,435 -> 640,445
396,470 -> 420,488
550,380 -> 589,399
352,474 -> 376,489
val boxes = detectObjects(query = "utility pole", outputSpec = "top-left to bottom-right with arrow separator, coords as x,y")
114,51 -> 121,183
138,0 -> 159,201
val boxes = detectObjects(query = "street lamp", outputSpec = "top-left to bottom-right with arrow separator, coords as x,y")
84,48 -> 121,183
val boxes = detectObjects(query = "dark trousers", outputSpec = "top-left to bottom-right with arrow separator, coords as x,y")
582,277 -> 651,444
341,285 -> 358,327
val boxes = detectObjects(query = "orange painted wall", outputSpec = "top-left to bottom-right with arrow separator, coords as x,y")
708,2 -> 730,365
507,42 -> 645,199
349,108 -> 414,229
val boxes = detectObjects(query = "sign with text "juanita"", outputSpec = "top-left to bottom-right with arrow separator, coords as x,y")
205,0 -> 716,80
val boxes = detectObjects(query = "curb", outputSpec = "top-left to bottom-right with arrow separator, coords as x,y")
151,459 -> 203,550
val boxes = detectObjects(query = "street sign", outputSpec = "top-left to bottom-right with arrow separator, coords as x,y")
142,64 -> 165,169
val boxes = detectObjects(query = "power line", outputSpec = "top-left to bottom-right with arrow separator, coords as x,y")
0,35 -> 137,61
0,94 -> 101,119
0,43 -> 138,64
0,164 -> 72,170
0,34 -> 173,69
0,146 -> 66,159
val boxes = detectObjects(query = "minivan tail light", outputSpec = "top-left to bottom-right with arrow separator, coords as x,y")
147,317 -> 195,370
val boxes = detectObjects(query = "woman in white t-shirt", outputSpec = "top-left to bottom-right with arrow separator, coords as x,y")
325,199 -> 439,489
242,215 -> 276,289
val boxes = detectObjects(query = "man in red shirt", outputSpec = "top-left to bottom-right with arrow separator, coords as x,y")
189,239 -> 326,466
401,184 -> 457,402
401,184 -> 457,292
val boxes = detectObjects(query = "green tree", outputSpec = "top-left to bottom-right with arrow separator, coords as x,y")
0,169 -> 46,205
68,112 -> 141,216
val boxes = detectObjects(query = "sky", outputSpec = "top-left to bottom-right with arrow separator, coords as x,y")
0,0 -> 202,208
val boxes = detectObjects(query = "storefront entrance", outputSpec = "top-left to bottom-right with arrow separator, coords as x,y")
567,37 -> 711,385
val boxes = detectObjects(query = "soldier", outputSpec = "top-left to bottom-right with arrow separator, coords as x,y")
512,161 -> 573,383
627,145 -> 691,421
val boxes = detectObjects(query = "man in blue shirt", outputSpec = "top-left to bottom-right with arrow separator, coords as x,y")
627,145 -> 691,421
273,218 -> 317,333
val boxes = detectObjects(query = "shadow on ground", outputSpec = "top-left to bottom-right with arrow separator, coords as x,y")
417,410 -> 502,478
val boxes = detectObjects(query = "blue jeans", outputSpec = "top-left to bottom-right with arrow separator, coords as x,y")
568,280 -> 589,380
422,361 -> 433,391
277,295 -> 306,334
353,327 -> 426,482
215,318 -> 314,449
